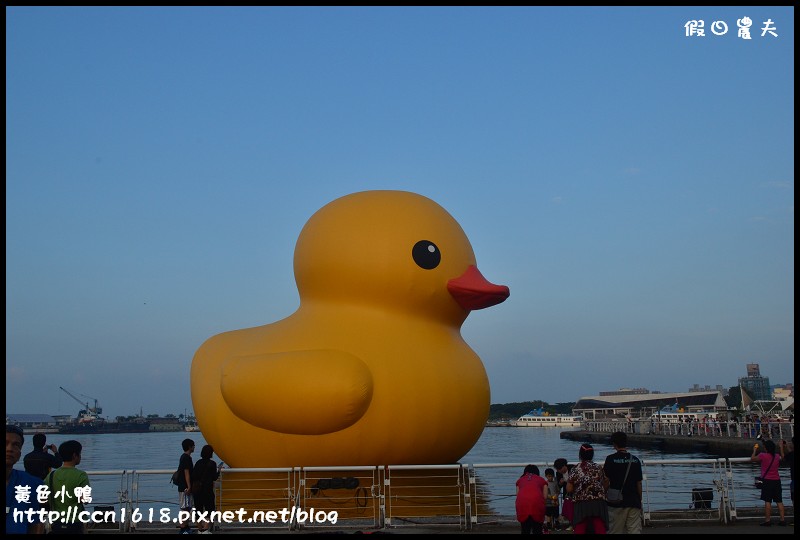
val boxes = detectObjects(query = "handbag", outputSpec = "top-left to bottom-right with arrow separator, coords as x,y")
755,453 -> 776,488
607,455 -> 633,504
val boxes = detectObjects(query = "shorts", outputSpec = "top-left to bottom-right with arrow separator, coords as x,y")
179,491 -> 194,510
760,479 -> 783,503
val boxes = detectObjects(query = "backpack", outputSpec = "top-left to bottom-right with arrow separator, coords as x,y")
170,469 -> 180,486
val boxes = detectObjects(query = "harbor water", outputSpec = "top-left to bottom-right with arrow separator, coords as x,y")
20,426 -> 719,472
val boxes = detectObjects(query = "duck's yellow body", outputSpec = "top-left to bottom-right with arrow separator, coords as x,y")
191,190 -> 509,467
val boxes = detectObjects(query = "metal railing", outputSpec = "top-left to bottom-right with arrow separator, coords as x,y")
32,457 -> 793,533
587,420 -> 794,440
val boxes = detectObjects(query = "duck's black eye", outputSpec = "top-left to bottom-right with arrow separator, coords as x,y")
412,240 -> 441,270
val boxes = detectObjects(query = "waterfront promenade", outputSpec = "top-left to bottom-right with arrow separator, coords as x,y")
350,520 -> 794,534
128,516 -> 795,534
567,419 -> 794,458
90,459 -> 793,535
31,428 -> 794,534
426,521 -> 795,534
562,430 -> 767,458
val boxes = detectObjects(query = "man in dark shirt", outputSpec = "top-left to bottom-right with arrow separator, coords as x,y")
23,432 -> 63,480
603,431 -> 643,534
177,438 -> 195,533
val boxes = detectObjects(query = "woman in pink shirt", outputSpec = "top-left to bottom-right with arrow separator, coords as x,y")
515,464 -> 548,534
751,439 -> 786,526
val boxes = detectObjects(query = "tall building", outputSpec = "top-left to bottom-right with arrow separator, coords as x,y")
739,363 -> 771,401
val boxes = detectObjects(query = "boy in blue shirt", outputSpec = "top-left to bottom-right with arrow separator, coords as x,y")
5,425 -> 45,534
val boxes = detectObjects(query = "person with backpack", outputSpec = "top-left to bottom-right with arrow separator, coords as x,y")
176,438 -> 195,533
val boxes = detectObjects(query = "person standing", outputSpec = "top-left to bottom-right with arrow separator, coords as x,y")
23,433 -> 63,480
192,444 -> 223,534
515,464 -> 547,534
5,425 -> 45,534
566,443 -> 609,534
554,457 -> 574,530
543,468 -> 560,530
782,437 -> 794,509
177,438 -> 195,533
45,440 -> 90,534
751,439 -> 786,526
603,431 -> 643,533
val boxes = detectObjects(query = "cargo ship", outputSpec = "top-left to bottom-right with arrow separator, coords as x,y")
57,386 -> 156,434
58,419 -> 151,434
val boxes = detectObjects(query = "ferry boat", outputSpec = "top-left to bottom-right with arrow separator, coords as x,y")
510,408 -> 584,427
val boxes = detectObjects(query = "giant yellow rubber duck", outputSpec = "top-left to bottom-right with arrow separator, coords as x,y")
191,190 -> 509,467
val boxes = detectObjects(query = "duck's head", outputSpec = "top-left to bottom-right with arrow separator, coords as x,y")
294,190 -> 508,325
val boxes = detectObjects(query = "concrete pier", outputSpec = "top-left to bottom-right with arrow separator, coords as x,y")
561,430 -> 779,458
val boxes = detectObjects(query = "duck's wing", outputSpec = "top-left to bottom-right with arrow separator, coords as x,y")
220,350 -> 373,435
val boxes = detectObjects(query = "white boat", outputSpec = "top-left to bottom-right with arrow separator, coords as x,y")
511,408 -> 584,427
183,414 -> 200,432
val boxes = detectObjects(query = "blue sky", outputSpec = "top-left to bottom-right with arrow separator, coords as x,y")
6,6 -> 794,420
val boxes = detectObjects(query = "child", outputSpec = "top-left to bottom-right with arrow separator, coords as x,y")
544,468 -> 560,530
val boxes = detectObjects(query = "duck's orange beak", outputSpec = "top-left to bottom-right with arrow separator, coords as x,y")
447,265 -> 510,311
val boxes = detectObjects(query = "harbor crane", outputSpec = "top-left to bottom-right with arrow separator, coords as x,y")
59,386 -> 102,423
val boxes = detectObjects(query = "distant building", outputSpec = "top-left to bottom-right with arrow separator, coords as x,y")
51,415 -> 73,426
148,416 -> 183,432
773,383 -> 793,398
573,391 -> 726,420
6,414 -> 59,433
6,414 -> 57,427
688,384 -> 726,395
739,363 -> 771,401
599,388 -> 653,396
